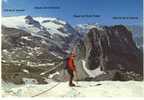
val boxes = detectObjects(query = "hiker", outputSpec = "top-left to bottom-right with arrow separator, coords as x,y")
66,52 -> 77,86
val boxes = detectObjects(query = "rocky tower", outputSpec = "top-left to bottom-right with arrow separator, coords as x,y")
76,25 -> 143,77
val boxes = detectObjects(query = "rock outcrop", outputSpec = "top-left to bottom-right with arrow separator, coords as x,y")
76,25 -> 143,80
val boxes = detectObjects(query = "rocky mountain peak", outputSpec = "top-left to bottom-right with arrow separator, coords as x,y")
25,15 -> 41,29
76,25 -> 142,80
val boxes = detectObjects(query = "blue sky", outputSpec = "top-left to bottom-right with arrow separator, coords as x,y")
2,0 -> 143,26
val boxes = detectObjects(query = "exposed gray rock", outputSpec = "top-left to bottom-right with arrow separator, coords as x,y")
76,25 -> 143,80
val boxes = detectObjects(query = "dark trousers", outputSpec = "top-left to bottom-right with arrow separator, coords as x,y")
67,69 -> 74,85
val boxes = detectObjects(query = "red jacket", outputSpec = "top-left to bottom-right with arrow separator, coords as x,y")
66,56 -> 76,71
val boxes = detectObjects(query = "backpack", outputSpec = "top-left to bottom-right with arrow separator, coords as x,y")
63,57 -> 68,70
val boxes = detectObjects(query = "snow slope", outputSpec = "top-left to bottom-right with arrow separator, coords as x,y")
2,16 -> 40,33
2,16 -> 75,38
81,60 -> 105,78
2,81 -> 144,97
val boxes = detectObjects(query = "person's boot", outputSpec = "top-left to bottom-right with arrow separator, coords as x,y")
69,82 -> 76,87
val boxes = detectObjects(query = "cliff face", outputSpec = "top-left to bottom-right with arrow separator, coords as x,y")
76,25 -> 143,79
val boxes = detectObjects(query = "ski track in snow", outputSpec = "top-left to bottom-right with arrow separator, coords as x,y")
2,81 -> 144,97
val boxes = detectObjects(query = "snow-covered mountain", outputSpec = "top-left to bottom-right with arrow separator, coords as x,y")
75,23 -> 103,36
2,16 -> 79,50
2,16 -> 76,38
2,16 -> 80,84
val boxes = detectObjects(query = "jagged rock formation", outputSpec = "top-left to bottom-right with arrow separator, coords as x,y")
76,25 -> 143,80
126,25 -> 143,50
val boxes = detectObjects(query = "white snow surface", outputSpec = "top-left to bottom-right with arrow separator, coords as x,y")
76,23 -> 104,34
81,60 -> 105,78
22,69 -> 29,74
48,72 -> 60,79
2,16 -> 40,33
2,16 -> 70,38
2,81 -> 144,97
21,36 -> 31,41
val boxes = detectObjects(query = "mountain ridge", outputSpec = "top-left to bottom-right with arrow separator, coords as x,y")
2,16 -> 143,84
